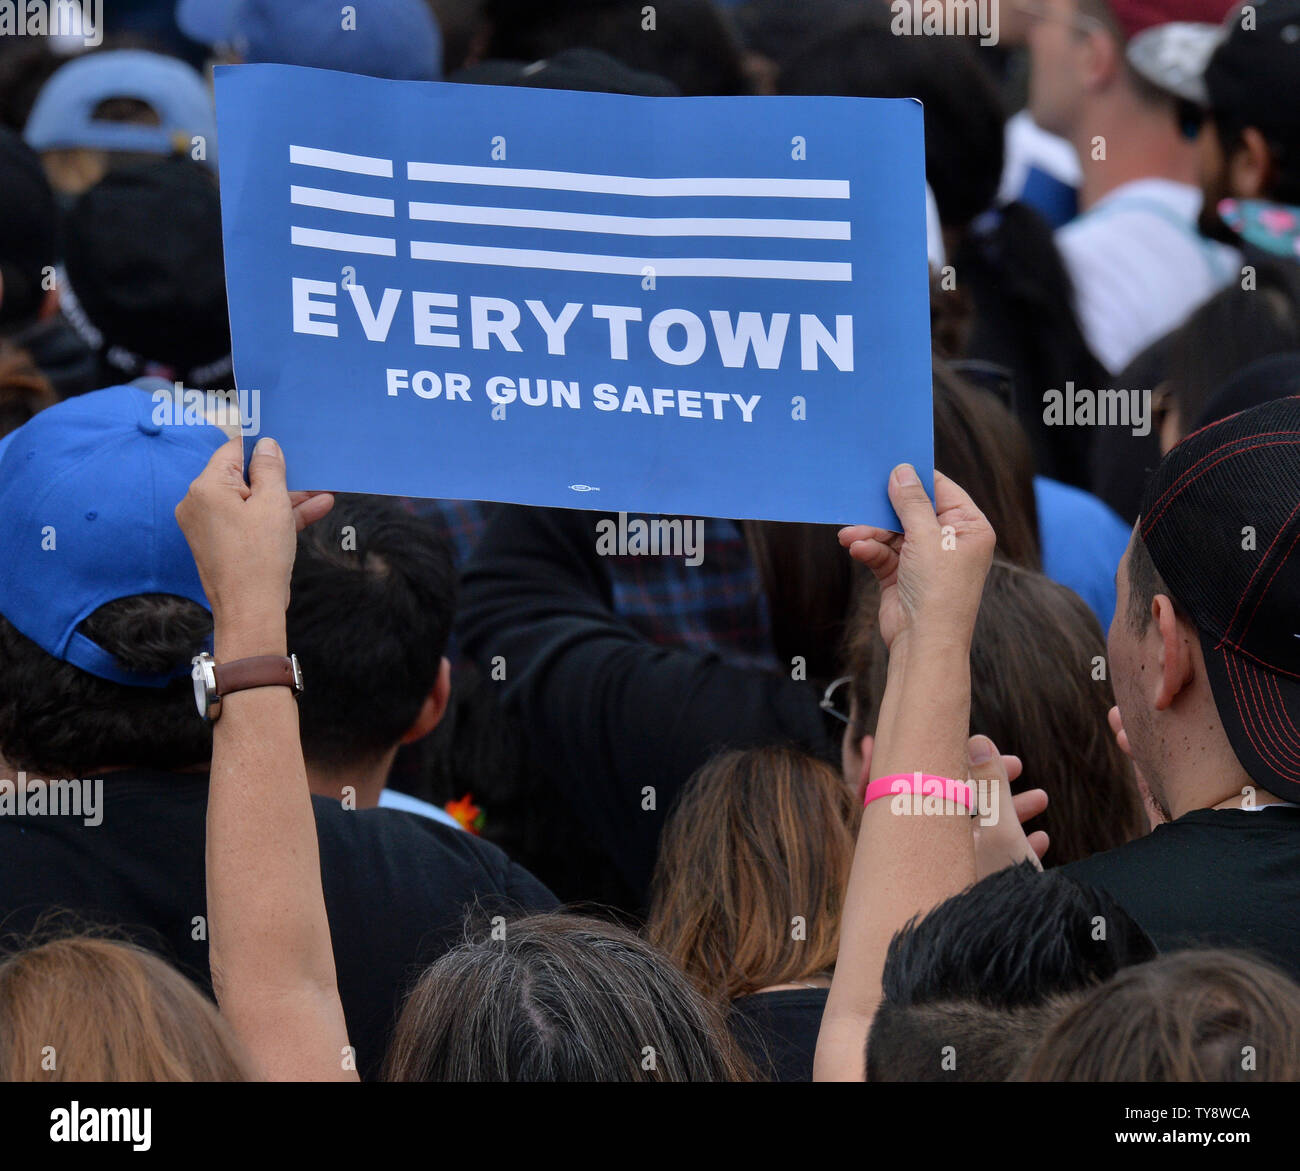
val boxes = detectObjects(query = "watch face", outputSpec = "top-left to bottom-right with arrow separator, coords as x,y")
191,656 -> 209,718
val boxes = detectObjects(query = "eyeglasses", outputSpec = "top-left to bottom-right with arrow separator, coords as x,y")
1177,99 -> 1208,142
949,359 -> 1017,413
819,675 -> 854,725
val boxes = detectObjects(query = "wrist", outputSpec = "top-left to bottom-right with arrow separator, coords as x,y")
213,609 -> 287,661
890,622 -> 974,662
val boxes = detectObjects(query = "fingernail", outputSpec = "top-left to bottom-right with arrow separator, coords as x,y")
894,463 -> 919,486
254,437 -> 280,458
969,735 -> 996,764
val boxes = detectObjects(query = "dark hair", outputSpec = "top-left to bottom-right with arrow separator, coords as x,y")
0,341 -> 56,438
0,597 -> 212,776
0,39 -> 60,133
866,861 -> 1154,1081
879,861 -> 1156,1011
867,997 -> 1077,1082
287,494 -> 455,770
932,363 -> 1042,570
1213,114 -> 1300,207
848,562 -> 1144,865
482,0 -> 752,95
731,0 -> 859,68
779,10 -> 1005,227
968,562 -> 1142,863
1164,275 -> 1300,443
742,518 -> 860,685
383,912 -> 755,1081
1019,949 -> 1300,1081
647,745 -> 856,1001
748,365 -> 1043,696
1124,529 -> 1177,635
952,201 -> 1113,486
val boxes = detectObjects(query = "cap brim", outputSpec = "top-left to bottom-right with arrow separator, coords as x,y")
1202,630 -> 1300,803
1126,23 -> 1225,104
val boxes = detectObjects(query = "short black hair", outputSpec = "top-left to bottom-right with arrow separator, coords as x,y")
0,595 -> 212,775
1125,529 -> 1177,634
287,494 -> 455,770
866,862 -> 1155,1081
482,0 -> 752,95
867,997 -> 1076,1081
880,861 -> 1157,1011
778,11 -> 1005,228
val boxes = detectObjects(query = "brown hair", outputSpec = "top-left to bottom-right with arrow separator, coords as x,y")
1018,950 -> 1300,1081
0,340 -> 56,439
847,560 -> 1144,866
0,935 -> 249,1081
384,912 -> 754,1082
647,745 -> 857,1002
741,363 -> 1041,687
932,361 -> 1042,571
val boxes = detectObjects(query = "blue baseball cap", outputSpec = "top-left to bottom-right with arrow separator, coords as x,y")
23,50 -> 218,168
176,0 -> 442,80
0,386 -> 226,687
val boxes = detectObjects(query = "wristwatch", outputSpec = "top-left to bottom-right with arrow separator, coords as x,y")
191,651 -> 304,721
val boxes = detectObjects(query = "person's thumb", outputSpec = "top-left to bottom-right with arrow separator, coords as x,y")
247,436 -> 286,497
967,734 -> 1009,826
886,463 -> 939,538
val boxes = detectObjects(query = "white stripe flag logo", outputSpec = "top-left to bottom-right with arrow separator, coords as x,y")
287,143 -> 853,282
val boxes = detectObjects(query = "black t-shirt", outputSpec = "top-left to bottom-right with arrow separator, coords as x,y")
0,769 -> 557,1078
728,988 -> 828,1082
1059,807 -> 1300,977
457,505 -> 839,909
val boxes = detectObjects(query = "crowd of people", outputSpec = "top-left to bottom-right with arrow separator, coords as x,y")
1,0 -> 1299,1085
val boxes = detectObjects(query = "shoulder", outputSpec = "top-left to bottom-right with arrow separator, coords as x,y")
310,797 -> 557,910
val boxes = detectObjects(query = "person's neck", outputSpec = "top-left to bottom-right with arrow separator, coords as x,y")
306,749 -> 397,809
1163,759 -> 1277,820
1072,103 -> 1200,212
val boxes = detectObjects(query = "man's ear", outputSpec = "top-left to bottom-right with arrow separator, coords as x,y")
1081,26 -> 1123,91
1152,595 -> 1195,711
399,657 -> 451,744
1227,126 -> 1273,200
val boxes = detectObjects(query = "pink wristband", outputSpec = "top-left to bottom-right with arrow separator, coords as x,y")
863,772 -> 974,812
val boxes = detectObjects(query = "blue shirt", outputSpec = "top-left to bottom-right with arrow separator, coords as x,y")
1035,476 -> 1132,631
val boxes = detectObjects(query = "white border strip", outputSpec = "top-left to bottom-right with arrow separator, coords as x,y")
292,226 -> 397,256
408,201 -> 850,240
409,240 -> 851,281
406,161 -> 849,199
291,186 -> 396,217
290,145 -> 394,177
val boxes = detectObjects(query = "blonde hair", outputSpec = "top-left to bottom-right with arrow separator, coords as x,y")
648,745 -> 857,1002
0,935 -> 249,1081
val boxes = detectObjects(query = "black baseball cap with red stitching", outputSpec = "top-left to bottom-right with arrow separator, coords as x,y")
1139,395 -> 1300,802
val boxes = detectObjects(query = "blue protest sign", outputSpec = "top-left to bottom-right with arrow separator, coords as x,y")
214,64 -> 933,526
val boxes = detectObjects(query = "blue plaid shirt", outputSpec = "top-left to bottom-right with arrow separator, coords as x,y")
400,500 -> 778,670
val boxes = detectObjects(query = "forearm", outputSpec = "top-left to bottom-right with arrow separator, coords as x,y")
207,611 -> 355,1080
816,632 -> 977,1081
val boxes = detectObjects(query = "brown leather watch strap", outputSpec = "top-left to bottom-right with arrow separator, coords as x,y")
211,655 -> 301,698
